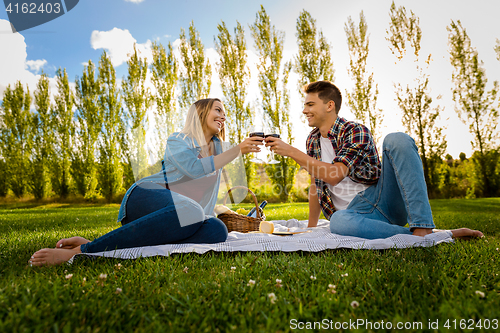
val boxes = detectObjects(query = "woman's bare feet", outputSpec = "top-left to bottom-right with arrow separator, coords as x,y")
29,247 -> 81,267
451,228 -> 484,240
55,237 -> 90,249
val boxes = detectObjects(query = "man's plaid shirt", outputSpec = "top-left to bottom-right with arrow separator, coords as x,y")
306,117 -> 381,220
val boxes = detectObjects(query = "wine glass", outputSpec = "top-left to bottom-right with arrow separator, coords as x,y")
265,132 -> 280,164
248,127 -> 265,163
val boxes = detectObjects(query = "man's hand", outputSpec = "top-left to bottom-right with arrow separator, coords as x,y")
264,136 -> 296,157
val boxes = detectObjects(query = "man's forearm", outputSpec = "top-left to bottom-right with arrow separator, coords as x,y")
308,183 -> 322,227
288,147 -> 348,187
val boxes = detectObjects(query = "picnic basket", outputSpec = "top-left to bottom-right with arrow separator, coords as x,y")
217,186 -> 265,233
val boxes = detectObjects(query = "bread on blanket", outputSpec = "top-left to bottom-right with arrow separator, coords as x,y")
214,205 -> 235,215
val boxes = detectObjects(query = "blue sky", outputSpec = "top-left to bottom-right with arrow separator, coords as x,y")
1,0 -> 499,158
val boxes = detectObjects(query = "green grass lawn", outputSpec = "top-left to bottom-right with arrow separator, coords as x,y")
0,199 -> 499,332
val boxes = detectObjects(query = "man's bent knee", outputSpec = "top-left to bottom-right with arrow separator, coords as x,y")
330,210 -> 356,235
383,132 -> 414,151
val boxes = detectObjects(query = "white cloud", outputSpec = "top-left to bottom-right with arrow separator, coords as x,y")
25,59 -> 47,74
0,19 -> 47,98
124,0 -> 145,3
90,28 -> 152,67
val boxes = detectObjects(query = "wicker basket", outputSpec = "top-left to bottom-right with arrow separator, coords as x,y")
217,186 -> 264,233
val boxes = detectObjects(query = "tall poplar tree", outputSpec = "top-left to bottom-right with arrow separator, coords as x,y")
0,82 -> 31,197
73,60 -> 102,199
178,22 -> 212,119
98,51 -> 124,202
294,10 -> 334,92
448,20 -> 499,197
0,103 -> 7,197
251,5 -> 298,202
51,68 -> 75,198
215,20 -> 254,185
151,41 -> 178,159
122,44 -> 153,182
387,2 -> 447,197
31,73 -> 52,199
345,11 -> 383,144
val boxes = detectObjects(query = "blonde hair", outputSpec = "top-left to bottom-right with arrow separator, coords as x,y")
180,98 -> 225,149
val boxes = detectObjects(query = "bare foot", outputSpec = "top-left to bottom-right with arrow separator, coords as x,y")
451,228 -> 484,240
412,228 -> 433,237
29,247 -> 81,267
55,237 -> 90,249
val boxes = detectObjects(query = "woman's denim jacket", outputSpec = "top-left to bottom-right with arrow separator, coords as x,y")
117,133 -> 223,223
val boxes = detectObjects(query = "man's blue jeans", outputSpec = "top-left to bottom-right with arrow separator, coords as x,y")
80,183 -> 228,253
330,132 -> 435,239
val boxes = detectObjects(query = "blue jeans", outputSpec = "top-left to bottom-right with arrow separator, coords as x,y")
80,182 -> 228,253
330,133 -> 435,239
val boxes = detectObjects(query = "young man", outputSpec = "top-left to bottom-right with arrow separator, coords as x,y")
265,80 -> 483,239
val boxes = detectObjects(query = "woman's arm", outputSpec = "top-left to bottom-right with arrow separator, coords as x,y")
213,136 -> 263,170
166,134 -> 263,178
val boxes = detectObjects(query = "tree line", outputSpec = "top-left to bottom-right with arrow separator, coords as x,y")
1,3 -> 499,203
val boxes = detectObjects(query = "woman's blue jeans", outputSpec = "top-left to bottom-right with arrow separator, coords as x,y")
330,132 -> 435,239
80,183 -> 228,253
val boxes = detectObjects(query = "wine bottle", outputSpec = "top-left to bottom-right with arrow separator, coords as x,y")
247,200 -> 268,218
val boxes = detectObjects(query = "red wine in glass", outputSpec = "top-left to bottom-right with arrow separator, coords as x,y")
249,132 -> 265,138
265,133 -> 280,164
249,131 -> 265,163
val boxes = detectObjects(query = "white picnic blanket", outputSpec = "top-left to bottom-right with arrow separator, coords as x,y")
70,219 -> 454,262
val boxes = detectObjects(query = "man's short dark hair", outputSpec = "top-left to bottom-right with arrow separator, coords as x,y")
302,80 -> 342,113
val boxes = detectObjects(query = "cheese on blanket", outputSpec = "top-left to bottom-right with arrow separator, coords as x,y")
259,221 -> 274,234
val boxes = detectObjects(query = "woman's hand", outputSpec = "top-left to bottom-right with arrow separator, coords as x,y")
238,136 -> 264,155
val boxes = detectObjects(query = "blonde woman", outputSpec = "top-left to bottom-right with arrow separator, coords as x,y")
29,98 -> 263,266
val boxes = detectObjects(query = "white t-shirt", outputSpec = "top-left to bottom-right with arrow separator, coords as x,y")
320,136 -> 369,210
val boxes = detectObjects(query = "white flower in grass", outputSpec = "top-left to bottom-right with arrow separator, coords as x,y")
230,266 -> 236,271
183,267 -> 189,273
247,279 -> 256,286
341,273 -> 348,277
496,248 -> 499,251
268,293 -> 277,304
82,277 -> 86,282
275,279 -> 283,288
115,288 -> 122,294
376,268 -> 381,272
327,284 -> 337,294
310,276 -> 316,280
350,300 -> 360,309
99,274 -> 107,280
276,279 -> 282,284
475,291 -> 485,298
115,263 -> 122,269
65,274 -> 73,280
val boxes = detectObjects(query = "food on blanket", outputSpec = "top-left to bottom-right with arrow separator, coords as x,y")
259,221 -> 274,234
235,208 -> 250,215
214,205 -> 235,215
